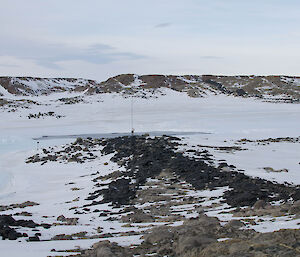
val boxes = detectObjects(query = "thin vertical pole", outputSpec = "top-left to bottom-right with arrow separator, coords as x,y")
131,95 -> 134,135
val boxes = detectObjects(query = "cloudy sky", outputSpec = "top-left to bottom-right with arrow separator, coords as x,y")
0,0 -> 299,80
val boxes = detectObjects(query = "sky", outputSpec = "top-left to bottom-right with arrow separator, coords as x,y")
0,0 -> 300,81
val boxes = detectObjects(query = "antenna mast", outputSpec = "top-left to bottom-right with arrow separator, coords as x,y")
131,94 -> 134,135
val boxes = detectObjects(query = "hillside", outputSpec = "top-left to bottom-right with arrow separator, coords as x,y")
0,74 -> 299,102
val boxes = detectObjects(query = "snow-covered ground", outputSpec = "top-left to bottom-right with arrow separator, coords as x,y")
0,89 -> 299,256
1,89 -> 299,146
2,89 -> 298,185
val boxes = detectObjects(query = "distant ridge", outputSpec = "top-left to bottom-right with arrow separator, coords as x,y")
0,74 -> 299,101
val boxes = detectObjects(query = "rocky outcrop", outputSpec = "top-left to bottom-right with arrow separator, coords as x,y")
0,201 -> 39,212
81,240 -> 132,257
84,136 -> 299,208
0,215 -> 50,240
28,135 -> 300,208
78,214 -> 300,257
199,229 -> 300,257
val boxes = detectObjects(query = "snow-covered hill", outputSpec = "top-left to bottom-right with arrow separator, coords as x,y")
0,74 -> 299,102
0,77 -> 93,96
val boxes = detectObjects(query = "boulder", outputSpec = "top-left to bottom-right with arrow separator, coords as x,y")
144,226 -> 173,244
253,200 -> 267,209
226,219 -> 245,228
175,235 -> 217,256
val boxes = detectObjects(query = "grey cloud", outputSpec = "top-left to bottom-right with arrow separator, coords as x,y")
0,39 -> 144,70
154,22 -> 172,28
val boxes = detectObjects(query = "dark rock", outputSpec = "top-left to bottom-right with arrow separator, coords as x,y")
56,215 -> 78,225
41,223 -> 51,229
0,215 -> 15,226
291,189 -> 300,201
289,200 -> 300,214
15,219 -> 38,228
0,215 -> 48,240
80,240 -> 132,257
84,136 -> 298,208
176,235 -> 217,255
28,236 -> 40,241
144,226 -> 173,244
226,219 -> 245,228
52,234 -> 73,240
253,199 -> 267,209
236,88 -> 246,96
